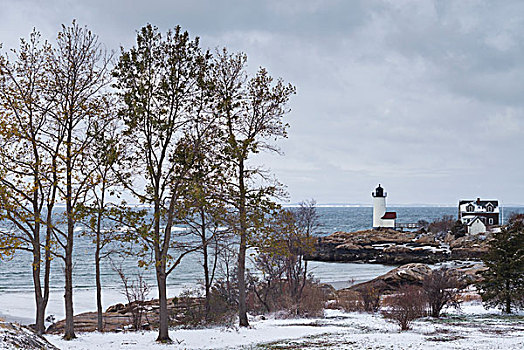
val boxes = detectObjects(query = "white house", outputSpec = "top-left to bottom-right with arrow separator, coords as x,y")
466,216 -> 487,235
458,198 -> 500,226
458,197 -> 500,234
372,184 -> 396,229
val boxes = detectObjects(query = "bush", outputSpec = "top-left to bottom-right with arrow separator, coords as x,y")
428,215 -> 455,235
423,268 -> 463,317
247,276 -> 327,318
382,285 -> 427,331
176,285 -> 237,327
113,266 -> 150,330
359,285 -> 381,313
335,290 -> 364,312
296,281 -> 327,317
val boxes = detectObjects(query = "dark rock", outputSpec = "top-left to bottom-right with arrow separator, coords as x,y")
339,262 -> 487,298
0,322 -> 58,350
348,263 -> 433,294
106,303 -> 125,313
306,229 -> 489,264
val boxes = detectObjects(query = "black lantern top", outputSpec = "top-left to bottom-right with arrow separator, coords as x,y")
372,184 -> 386,197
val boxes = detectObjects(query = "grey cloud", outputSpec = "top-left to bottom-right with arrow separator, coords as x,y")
1,0 -> 523,205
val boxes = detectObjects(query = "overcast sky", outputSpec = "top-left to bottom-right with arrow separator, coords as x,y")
1,0 -> 523,205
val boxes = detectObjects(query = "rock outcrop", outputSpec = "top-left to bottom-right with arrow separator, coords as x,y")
47,296 -> 207,334
339,262 -> 486,296
306,229 -> 490,264
349,263 -> 433,294
0,322 -> 58,350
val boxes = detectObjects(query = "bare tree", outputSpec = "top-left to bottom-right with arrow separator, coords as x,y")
46,21 -> 113,340
211,49 -> 295,327
113,262 -> 151,331
0,30 -> 54,334
382,285 -> 427,331
77,113 -> 122,332
295,199 -> 320,299
422,268 -> 463,318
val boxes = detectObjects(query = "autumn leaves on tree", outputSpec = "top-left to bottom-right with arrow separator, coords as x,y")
0,22 -> 295,342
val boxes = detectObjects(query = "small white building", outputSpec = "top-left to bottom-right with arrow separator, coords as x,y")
466,216 -> 487,235
372,184 -> 396,229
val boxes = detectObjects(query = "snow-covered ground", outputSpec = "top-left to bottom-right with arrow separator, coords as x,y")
42,302 -> 523,350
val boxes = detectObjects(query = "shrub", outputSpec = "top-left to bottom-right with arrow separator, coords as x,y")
359,285 -> 381,313
382,285 -> 427,331
428,215 -> 455,235
247,276 -> 327,318
177,286 -> 237,327
336,289 -> 364,312
113,265 -> 150,330
423,268 -> 463,317
295,281 -> 327,317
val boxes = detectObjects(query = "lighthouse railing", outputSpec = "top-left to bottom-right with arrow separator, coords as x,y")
395,222 -> 420,230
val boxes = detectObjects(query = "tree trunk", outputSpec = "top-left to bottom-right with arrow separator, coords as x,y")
42,184 -> 55,335
63,227 -> 75,339
201,209 -> 211,320
95,192 -> 104,332
237,236 -> 248,327
64,235 -> 75,339
63,131 -> 76,340
237,159 -> 249,327
95,239 -> 103,331
35,296 -> 46,334
156,268 -> 171,342
32,239 -> 45,334
505,280 -> 512,314
41,205 -> 54,334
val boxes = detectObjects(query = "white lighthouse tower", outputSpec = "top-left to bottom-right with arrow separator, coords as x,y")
372,184 -> 396,229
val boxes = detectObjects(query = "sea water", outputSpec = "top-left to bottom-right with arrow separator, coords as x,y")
0,206 -> 522,324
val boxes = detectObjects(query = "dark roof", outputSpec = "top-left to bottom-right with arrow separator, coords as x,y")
459,199 -> 499,207
381,212 -> 397,219
466,216 -> 485,226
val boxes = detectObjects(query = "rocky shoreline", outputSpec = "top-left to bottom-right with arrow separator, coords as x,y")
44,261 -> 487,336
306,229 -> 489,264
46,295 -> 208,334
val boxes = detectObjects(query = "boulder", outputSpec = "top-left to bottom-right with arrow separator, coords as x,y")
346,263 -> 433,294
0,322 -> 58,350
106,303 -> 125,313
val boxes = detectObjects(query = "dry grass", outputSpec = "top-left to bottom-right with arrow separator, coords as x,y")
333,289 -> 365,312
461,292 -> 482,302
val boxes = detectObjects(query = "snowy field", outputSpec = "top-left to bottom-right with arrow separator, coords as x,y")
42,303 -> 523,350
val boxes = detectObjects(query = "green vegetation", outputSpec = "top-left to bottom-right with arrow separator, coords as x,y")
476,214 -> 524,313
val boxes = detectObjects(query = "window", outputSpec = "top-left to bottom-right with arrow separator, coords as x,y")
487,204 -> 493,212
467,204 -> 474,212
489,218 -> 493,225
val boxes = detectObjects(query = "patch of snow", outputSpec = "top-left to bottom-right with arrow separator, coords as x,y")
42,302 -> 524,350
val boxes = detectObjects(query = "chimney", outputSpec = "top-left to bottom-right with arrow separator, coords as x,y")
476,197 -> 480,205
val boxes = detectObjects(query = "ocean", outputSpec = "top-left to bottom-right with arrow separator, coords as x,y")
1,206 -> 523,324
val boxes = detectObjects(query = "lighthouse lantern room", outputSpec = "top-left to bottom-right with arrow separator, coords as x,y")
372,184 -> 396,229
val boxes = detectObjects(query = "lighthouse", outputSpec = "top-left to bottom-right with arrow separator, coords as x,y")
372,184 -> 396,229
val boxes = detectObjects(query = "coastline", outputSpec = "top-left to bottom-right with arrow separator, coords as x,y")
0,261 -> 396,326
